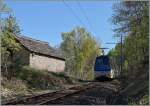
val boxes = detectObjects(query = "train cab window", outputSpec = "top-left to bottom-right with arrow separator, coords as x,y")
96,58 -> 103,65
95,56 -> 109,65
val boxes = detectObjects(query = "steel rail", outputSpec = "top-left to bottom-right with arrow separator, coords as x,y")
3,82 -> 94,105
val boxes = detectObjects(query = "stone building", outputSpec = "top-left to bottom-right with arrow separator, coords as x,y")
14,35 -> 65,73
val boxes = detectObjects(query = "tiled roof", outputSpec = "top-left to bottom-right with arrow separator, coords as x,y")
15,35 -> 65,60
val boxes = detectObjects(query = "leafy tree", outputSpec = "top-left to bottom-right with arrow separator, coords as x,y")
111,1 -> 149,78
111,2 -> 149,104
1,15 -> 21,78
61,27 -> 100,80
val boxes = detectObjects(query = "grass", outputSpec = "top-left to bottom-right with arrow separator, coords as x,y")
16,66 -> 76,89
128,94 -> 149,105
1,77 -> 28,100
1,66 -> 79,101
119,73 -> 149,105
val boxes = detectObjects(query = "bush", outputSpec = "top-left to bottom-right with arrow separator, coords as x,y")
16,66 -> 52,89
16,66 -> 75,90
1,77 -> 28,98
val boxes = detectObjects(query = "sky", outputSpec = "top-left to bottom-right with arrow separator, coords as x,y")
4,0 -> 119,54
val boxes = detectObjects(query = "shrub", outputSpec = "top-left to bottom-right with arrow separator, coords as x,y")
16,66 -> 75,90
1,77 -> 28,98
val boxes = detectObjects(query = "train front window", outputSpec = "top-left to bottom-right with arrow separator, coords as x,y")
96,59 -> 103,65
96,56 -> 109,65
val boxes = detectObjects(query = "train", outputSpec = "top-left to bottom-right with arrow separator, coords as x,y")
94,55 -> 113,80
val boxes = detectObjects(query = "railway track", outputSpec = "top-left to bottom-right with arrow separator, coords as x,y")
43,80 -> 120,105
2,82 -> 95,105
3,80 -> 120,105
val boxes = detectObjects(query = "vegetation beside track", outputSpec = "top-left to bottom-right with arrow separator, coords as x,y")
1,66 -> 82,101
108,1 -> 149,105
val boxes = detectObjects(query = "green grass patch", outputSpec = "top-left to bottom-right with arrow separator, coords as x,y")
16,66 -> 76,90
1,66 -> 80,100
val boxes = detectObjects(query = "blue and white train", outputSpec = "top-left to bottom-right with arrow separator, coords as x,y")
94,55 -> 113,79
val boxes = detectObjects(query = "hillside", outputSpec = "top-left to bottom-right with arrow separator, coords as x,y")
1,66 -> 81,102
112,72 -> 149,105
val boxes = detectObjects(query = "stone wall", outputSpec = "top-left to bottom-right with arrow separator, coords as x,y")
29,53 -> 65,72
